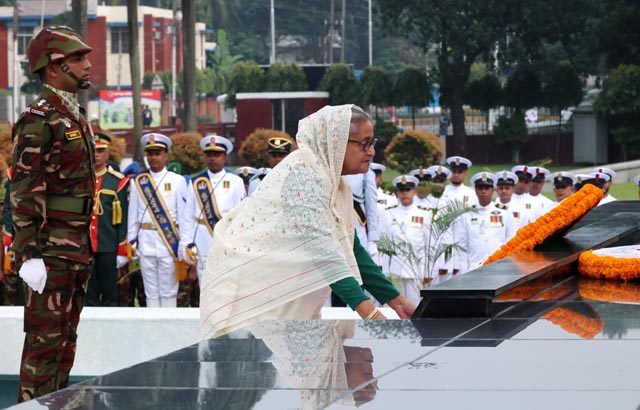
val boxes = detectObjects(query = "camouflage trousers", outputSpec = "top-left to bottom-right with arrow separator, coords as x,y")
3,257 -> 23,306
18,257 -> 92,403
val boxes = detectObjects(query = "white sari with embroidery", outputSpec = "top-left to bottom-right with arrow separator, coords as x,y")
200,105 -> 362,339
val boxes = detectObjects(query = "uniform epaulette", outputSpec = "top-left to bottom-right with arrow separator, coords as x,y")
29,99 -> 54,117
417,205 -> 431,211
108,167 -> 125,179
495,203 -> 508,210
385,204 -> 398,210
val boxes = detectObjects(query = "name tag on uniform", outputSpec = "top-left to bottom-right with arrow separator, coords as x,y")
65,130 -> 82,140
470,217 -> 478,225
164,183 -> 172,192
411,215 -> 423,228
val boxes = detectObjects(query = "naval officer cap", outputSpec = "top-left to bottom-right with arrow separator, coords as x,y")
550,171 -> 577,187
634,175 -> 640,187
250,167 -> 272,182
594,167 -> 616,182
426,165 -> 451,182
446,156 -> 472,171
511,165 -> 533,181
201,134 -> 233,154
470,172 -> 496,188
370,163 -> 386,174
141,133 -> 172,151
267,137 -> 293,154
392,175 -> 419,190
234,166 -> 258,183
496,170 -> 518,186
575,173 -> 606,190
409,168 -> 432,182
530,166 -> 550,182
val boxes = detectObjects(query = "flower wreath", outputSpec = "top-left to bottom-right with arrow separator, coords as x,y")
542,306 -> 603,339
483,184 -> 603,265
578,245 -> 640,281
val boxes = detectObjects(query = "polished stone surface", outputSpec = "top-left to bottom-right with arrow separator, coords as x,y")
7,276 -> 640,409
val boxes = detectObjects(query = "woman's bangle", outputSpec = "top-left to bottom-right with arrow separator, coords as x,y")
364,308 -> 379,320
372,310 -> 384,320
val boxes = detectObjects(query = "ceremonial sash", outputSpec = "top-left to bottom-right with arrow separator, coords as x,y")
192,173 -> 223,235
134,172 -> 180,259
353,199 -> 367,229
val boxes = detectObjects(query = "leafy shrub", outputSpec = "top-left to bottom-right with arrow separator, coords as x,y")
384,129 -> 444,174
169,132 -> 206,176
239,129 -> 296,168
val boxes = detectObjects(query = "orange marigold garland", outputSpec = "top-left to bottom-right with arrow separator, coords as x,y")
578,278 -> 640,303
542,306 -> 603,339
578,246 -> 640,281
483,184 -> 603,265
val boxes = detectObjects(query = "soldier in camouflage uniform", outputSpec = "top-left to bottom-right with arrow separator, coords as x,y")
11,26 -> 95,402
86,133 -> 129,306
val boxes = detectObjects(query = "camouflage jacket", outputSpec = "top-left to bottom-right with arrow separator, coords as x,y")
10,86 -> 96,266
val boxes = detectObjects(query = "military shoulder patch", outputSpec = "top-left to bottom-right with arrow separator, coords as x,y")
495,203 -> 508,210
385,204 -> 398,210
417,205 -> 431,211
108,167 -> 125,179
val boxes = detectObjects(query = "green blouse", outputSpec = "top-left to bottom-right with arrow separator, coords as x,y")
330,235 -> 400,309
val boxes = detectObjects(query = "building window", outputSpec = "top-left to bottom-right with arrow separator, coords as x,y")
111,26 -> 129,53
17,26 -> 33,55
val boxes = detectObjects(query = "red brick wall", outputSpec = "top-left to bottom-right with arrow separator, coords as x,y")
304,98 -> 329,116
0,25 -> 8,89
87,17 -> 107,87
235,99 -> 273,150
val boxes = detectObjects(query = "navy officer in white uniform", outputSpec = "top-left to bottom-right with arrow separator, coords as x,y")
180,135 -> 245,283
458,172 -> 517,273
128,133 -> 187,308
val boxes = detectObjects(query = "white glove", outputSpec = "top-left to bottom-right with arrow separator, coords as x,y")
184,248 -> 198,266
116,255 -> 129,268
367,241 -> 379,257
19,258 -> 47,294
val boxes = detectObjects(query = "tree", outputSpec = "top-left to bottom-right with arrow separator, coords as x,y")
226,61 -> 266,108
182,0 -> 198,131
542,60 -> 584,163
127,0 -> 143,162
265,63 -> 308,92
393,65 -> 432,129
465,73 -> 502,133
384,129 -> 443,174
598,2 -> 640,69
494,114 -> 528,163
318,64 -> 361,105
377,0 -> 598,155
594,64 -> 640,160
360,65 -> 393,120
503,64 -> 542,111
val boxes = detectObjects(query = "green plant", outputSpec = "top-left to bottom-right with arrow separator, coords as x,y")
168,132 -> 206,175
318,64 -> 361,106
377,197 -> 477,289
384,129 -> 443,174
239,128 -> 295,168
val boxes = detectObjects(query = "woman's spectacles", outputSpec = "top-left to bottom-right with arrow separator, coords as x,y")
347,138 -> 378,151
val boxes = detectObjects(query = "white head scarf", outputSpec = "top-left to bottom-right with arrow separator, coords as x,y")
200,104 -> 361,339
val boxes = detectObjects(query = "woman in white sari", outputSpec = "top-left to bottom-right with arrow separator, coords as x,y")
200,105 -> 415,339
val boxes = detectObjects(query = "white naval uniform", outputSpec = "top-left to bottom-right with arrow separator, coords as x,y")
493,198 -> 528,229
379,202 -> 433,305
377,187 -> 397,208
443,183 -> 478,208
509,192 -> 535,226
345,170 -> 380,246
180,170 -> 246,282
458,203 -> 517,273
528,193 -> 555,220
598,194 -> 617,206
128,168 -> 187,305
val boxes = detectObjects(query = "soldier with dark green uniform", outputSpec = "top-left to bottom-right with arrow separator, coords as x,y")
11,26 -> 95,402
86,133 -> 129,306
